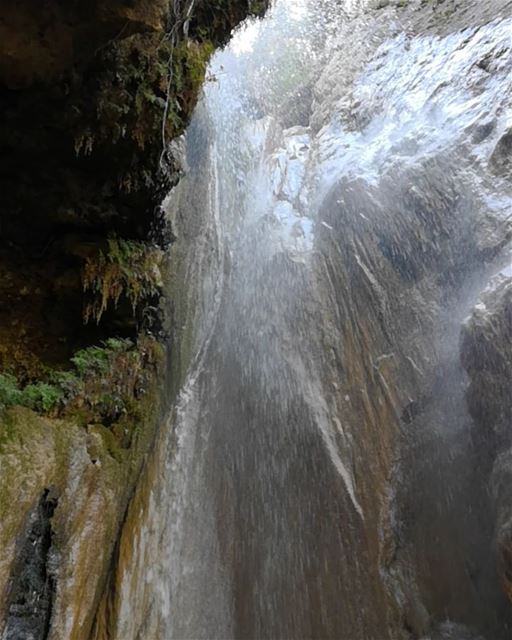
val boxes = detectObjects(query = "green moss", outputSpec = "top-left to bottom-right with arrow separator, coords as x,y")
0,409 -> 19,449
0,335 -> 162,431
0,372 -> 69,416
248,0 -> 268,16
172,39 -> 215,98
0,373 -> 22,409
1,375 -> 63,413
65,337 -> 158,428
48,370 -> 81,396
73,31 -> 217,196
21,383 -> 64,413
89,424 -> 126,464
188,0 -> 268,45
0,409 -> 59,487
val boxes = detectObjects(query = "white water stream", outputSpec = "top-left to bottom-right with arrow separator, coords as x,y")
113,2 -> 512,638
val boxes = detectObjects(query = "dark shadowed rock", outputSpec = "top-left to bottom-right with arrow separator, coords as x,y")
490,128 -> 512,177
461,272 -> 512,602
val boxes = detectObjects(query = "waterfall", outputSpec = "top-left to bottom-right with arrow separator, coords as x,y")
108,1 -> 512,638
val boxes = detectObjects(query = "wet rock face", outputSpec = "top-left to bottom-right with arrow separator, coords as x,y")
102,2 -> 512,638
0,2 -> 269,638
0,390 -> 166,640
490,128 -> 512,177
461,276 -> 512,448
3,490 -> 57,640
422,621 -> 486,640
461,275 -> 512,600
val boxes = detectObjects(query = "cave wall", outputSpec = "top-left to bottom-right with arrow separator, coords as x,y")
0,1 -> 268,638
0,0 -> 266,380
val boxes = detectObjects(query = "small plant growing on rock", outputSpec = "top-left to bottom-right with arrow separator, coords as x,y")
0,375 -> 64,414
66,336 -> 162,428
0,374 -> 22,409
0,335 -> 162,429
21,383 -> 64,413
82,237 -> 163,323
71,345 -> 112,376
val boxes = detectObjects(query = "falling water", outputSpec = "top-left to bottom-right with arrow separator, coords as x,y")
109,1 -> 512,638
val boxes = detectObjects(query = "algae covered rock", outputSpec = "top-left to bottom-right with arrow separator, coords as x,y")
0,368 -> 164,639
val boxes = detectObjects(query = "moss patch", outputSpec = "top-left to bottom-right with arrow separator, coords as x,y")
0,342 -> 165,636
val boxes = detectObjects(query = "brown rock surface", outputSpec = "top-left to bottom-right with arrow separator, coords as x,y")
0,1 -> 269,637
461,273 -> 512,602
0,0 -> 169,89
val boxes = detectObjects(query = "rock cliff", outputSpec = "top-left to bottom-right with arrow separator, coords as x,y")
461,272 -> 512,603
0,2 -> 267,638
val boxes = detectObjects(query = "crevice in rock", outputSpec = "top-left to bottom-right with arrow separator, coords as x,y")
3,489 -> 58,640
